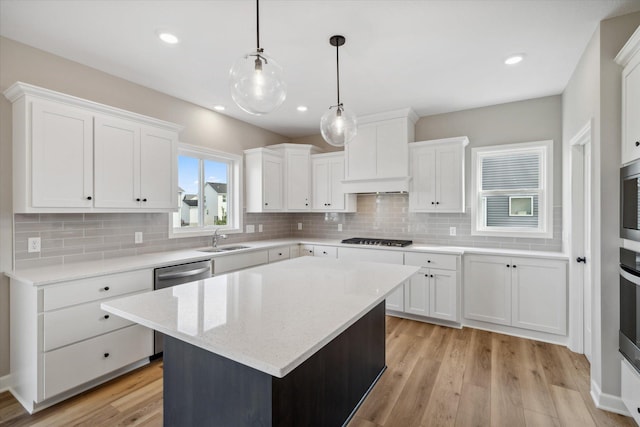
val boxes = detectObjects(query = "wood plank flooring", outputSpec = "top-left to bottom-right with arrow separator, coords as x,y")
0,317 -> 635,426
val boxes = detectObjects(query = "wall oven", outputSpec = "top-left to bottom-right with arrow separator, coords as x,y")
621,160 -> 640,241
620,248 -> 640,373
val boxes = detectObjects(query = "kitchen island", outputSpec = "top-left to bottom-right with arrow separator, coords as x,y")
102,256 -> 419,426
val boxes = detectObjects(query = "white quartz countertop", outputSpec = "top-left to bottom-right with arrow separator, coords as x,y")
6,237 -> 567,286
102,256 -> 419,378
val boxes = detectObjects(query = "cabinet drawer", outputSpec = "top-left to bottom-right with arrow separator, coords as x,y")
621,359 -> 640,425
43,296 -> 143,351
314,246 -> 337,258
43,324 -> 152,400
338,247 -> 404,265
43,269 -> 151,312
300,245 -> 314,256
268,247 -> 290,263
404,252 -> 457,270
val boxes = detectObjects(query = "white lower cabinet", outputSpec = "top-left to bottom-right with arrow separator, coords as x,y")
463,254 -> 567,335
268,247 -> 290,263
10,269 -> 154,413
313,246 -> 338,258
403,252 -> 460,322
621,359 -> 640,424
213,250 -> 268,274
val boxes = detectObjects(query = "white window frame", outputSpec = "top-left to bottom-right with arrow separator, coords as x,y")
169,143 -> 243,238
471,140 -> 553,238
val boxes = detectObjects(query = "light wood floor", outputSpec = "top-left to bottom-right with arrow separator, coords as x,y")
0,317 -> 635,427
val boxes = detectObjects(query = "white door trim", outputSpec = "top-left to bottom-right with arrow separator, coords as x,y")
568,119 -> 593,355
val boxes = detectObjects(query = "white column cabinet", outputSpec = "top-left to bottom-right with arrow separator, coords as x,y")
270,144 -> 320,211
616,26 -> 640,165
409,136 -> 468,213
311,152 -> 356,212
463,254 -> 567,335
4,82 -> 181,213
244,148 -> 284,212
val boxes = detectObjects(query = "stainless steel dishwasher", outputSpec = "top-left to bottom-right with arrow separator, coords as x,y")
152,259 -> 212,357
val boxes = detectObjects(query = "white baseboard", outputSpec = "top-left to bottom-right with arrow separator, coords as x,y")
591,379 -> 631,416
0,373 -> 11,393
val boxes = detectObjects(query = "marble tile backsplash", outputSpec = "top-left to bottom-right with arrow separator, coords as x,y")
13,194 -> 562,270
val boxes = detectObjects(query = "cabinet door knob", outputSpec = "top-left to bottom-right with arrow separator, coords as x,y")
103,314 -> 110,319
424,274 -> 428,277
512,265 -> 517,268
576,257 -> 586,263
430,274 -> 434,278
136,198 -> 141,202
436,201 -> 440,205
506,264 -> 510,268
104,352 -> 110,358
635,141 -> 639,147
278,253 -> 282,256
86,196 -> 92,200
427,260 -> 431,263
431,201 -> 435,205
142,198 -> 147,202
323,251 -> 327,255
103,286 -> 110,291
305,203 -> 308,206
265,202 -> 268,206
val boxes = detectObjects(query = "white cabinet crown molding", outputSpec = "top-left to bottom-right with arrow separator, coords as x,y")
357,107 -> 419,125
3,81 -> 183,133
615,25 -> 640,66
409,135 -> 470,148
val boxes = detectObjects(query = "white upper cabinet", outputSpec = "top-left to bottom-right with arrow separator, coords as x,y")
270,144 -> 320,211
4,82 -> 182,213
311,152 -> 356,212
342,108 -> 418,193
409,136 -> 468,213
244,147 -> 284,212
30,99 -> 94,209
616,26 -> 640,165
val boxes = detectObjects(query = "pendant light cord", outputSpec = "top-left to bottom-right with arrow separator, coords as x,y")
256,0 -> 262,51
336,40 -> 341,106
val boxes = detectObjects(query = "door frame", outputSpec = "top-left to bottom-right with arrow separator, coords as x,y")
568,119 -> 593,356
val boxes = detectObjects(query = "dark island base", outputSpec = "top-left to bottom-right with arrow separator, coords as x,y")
163,302 -> 386,427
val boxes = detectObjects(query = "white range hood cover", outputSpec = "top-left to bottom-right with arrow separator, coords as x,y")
341,176 -> 411,194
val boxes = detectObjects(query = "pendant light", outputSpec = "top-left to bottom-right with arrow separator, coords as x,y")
320,35 -> 357,147
229,0 -> 286,115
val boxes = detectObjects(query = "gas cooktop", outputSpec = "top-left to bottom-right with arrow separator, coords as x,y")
340,237 -> 413,247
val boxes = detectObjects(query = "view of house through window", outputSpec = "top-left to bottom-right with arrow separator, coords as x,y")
472,140 -> 553,238
173,153 -> 230,229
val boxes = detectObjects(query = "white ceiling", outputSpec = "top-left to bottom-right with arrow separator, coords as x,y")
1,0 -> 639,138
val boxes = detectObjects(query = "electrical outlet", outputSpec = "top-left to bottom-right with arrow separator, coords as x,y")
258,224 -> 263,232
298,223 -> 303,230
449,227 -> 456,236
338,224 -> 343,232
246,224 -> 255,233
28,237 -> 41,253
135,232 -> 143,244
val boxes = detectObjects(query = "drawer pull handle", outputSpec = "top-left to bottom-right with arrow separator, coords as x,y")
512,265 -> 517,268
104,314 -> 110,319
103,286 -> 110,291
427,260 -> 431,263
86,196 -> 92,200
278,253 -> 282,256
636,141 -> 639,147
104,352 -> 110,358
424,274 -> 428,277
142,198 -> 147,202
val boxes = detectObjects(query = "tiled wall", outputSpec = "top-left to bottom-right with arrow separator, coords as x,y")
14,211 -> 293,270
14,193 -> 562,269
291,194 -> 563,252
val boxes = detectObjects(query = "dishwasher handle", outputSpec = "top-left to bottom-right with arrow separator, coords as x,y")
157,266 -> 210,281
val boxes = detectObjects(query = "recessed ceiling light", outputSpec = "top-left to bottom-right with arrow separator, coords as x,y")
504,54 -> 525,65
158,31 -> 179,44
213,105 -> 226,111
297,105 -> 308,112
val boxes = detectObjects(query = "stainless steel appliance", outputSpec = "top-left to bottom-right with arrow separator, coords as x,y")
341,237 -> 413,247
620,247 -> 640,373
153,259 -> 212,357
621,160 -> 640,241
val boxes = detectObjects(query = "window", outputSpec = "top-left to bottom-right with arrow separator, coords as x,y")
170,144 -> 242,237
471,140 -> 553,238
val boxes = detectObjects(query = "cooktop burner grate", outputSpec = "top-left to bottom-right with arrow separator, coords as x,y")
340,237 -> 413,247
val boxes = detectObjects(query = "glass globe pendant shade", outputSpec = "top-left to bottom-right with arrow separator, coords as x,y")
320,106 -> 357,147
229,50 -> 286,115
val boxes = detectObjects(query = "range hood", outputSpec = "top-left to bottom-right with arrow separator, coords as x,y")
341,108 -> 418,194
341,176 -> 411,194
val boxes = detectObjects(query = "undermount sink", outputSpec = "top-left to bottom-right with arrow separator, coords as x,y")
199,245 -> 251,253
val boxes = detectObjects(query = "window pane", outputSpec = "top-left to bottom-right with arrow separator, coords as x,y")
175,155 -> 200,228
203,159 -> 229,226
482,153 -> 539,190
484,195 -> 539,227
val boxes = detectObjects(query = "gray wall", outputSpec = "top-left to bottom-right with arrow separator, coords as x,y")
0,36 -> 290,378
562,12 -> 640,401
416,95 -> 563,207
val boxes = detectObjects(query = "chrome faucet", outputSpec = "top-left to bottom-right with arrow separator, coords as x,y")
212,229 -> 227,248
